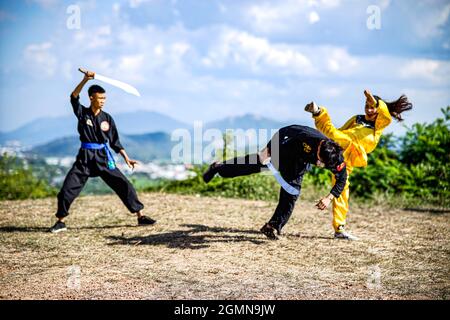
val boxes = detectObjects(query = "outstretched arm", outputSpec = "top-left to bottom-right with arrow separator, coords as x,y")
315,162 -> 347,210
316,193 -> 335,210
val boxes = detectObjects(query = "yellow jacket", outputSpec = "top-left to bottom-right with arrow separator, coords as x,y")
338,100 -> 392,167
316,100 -> 392,168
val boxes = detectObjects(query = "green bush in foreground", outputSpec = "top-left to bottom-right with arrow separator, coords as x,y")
0,153 -> 56,200
149,166 -> 280,201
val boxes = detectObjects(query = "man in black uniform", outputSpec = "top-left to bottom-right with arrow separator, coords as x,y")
202,125 -> 347,240
49,69 -> 156,233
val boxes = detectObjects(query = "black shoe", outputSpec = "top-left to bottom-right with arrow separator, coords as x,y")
260,223 -> 278,240
275,226 -> 282,235
202,162 -> 221,183
49,221 -> 67,233
138,216 -> 157,226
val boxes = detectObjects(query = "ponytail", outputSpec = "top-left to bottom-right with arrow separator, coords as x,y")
374,94 -> 413,122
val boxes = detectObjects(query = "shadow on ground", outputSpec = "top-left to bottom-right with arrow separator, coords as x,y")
106,224 -> 268,249
0,226 -> 50,233
403,207 -> 450,215
0,224 -> 138,233
105,224 -> 334,249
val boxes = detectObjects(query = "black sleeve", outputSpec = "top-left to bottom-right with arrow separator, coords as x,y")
108,117 -> 124,153
70,94 -> 83,118
329,162 -> 348,198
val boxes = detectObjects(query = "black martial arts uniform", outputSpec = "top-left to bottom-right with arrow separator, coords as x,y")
55,95 -> 144,218
215,125 -> 347,232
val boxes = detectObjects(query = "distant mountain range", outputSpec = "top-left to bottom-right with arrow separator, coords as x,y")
2,111 -> 302,161
0,111 -> 188,147
31,132 -> 176,162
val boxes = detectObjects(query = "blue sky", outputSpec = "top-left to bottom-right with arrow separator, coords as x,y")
0,0 -> 449,135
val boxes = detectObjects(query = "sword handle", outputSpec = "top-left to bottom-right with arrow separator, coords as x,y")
78,68 -> 95,79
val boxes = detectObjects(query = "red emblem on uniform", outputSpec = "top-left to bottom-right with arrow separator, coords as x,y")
100,121 -> 110,131
336,162 -> 345,172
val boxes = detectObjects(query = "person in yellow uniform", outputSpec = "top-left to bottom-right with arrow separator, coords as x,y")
305,89 -> 413,240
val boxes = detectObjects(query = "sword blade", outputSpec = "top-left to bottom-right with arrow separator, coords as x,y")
94,74 -> 141,97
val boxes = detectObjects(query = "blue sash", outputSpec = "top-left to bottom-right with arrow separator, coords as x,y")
81,142 -> 116,170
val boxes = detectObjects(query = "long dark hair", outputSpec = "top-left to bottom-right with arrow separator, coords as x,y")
374,94 -> 413,122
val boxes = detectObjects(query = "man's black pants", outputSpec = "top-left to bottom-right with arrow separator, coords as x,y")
56,162 -> 144,218
216,153 -> 306,232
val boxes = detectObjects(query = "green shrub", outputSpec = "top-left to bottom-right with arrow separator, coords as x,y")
0,153 -> 56,200
146,165 -> 280,201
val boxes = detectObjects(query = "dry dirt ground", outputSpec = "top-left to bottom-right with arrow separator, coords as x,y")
0,192 -> 449,300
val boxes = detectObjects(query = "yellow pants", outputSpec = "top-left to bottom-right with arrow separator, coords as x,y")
331,166 -> 353,232
314,107 -> 354,232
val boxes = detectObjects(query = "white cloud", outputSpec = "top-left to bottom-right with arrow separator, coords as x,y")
13,6 -> 450,133
202,28 -> 366,79
320,86 -> 342,98
22,19 -> 448,90
30,0 -> 58,8
246,1 -> 306,33
154,44 -> 164,56
245,0 -> 340,33
73,25 -> 112,50
112,3 -> 121,14
382,86 -> 450,135
413,3 -> 450,38
171,42 -> 190,57
128,0 -> 151,9
117,54 -> 146,82
324,47 -> 359,74
85,54 -> 113,75
436,3 -> 450,27
322,0 -> 341,8
399,59 -> 450,84
61,60 -> 73,80
309,11 -> 320,24
23,42 -> 58,77
308,0 -> 341,9
119,54 -> 145,70
204,28 -> 314,75
63,23 -> 195,87
379,0 -> 391,10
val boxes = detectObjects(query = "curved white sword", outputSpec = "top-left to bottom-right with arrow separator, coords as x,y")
79,68 -> 140,97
